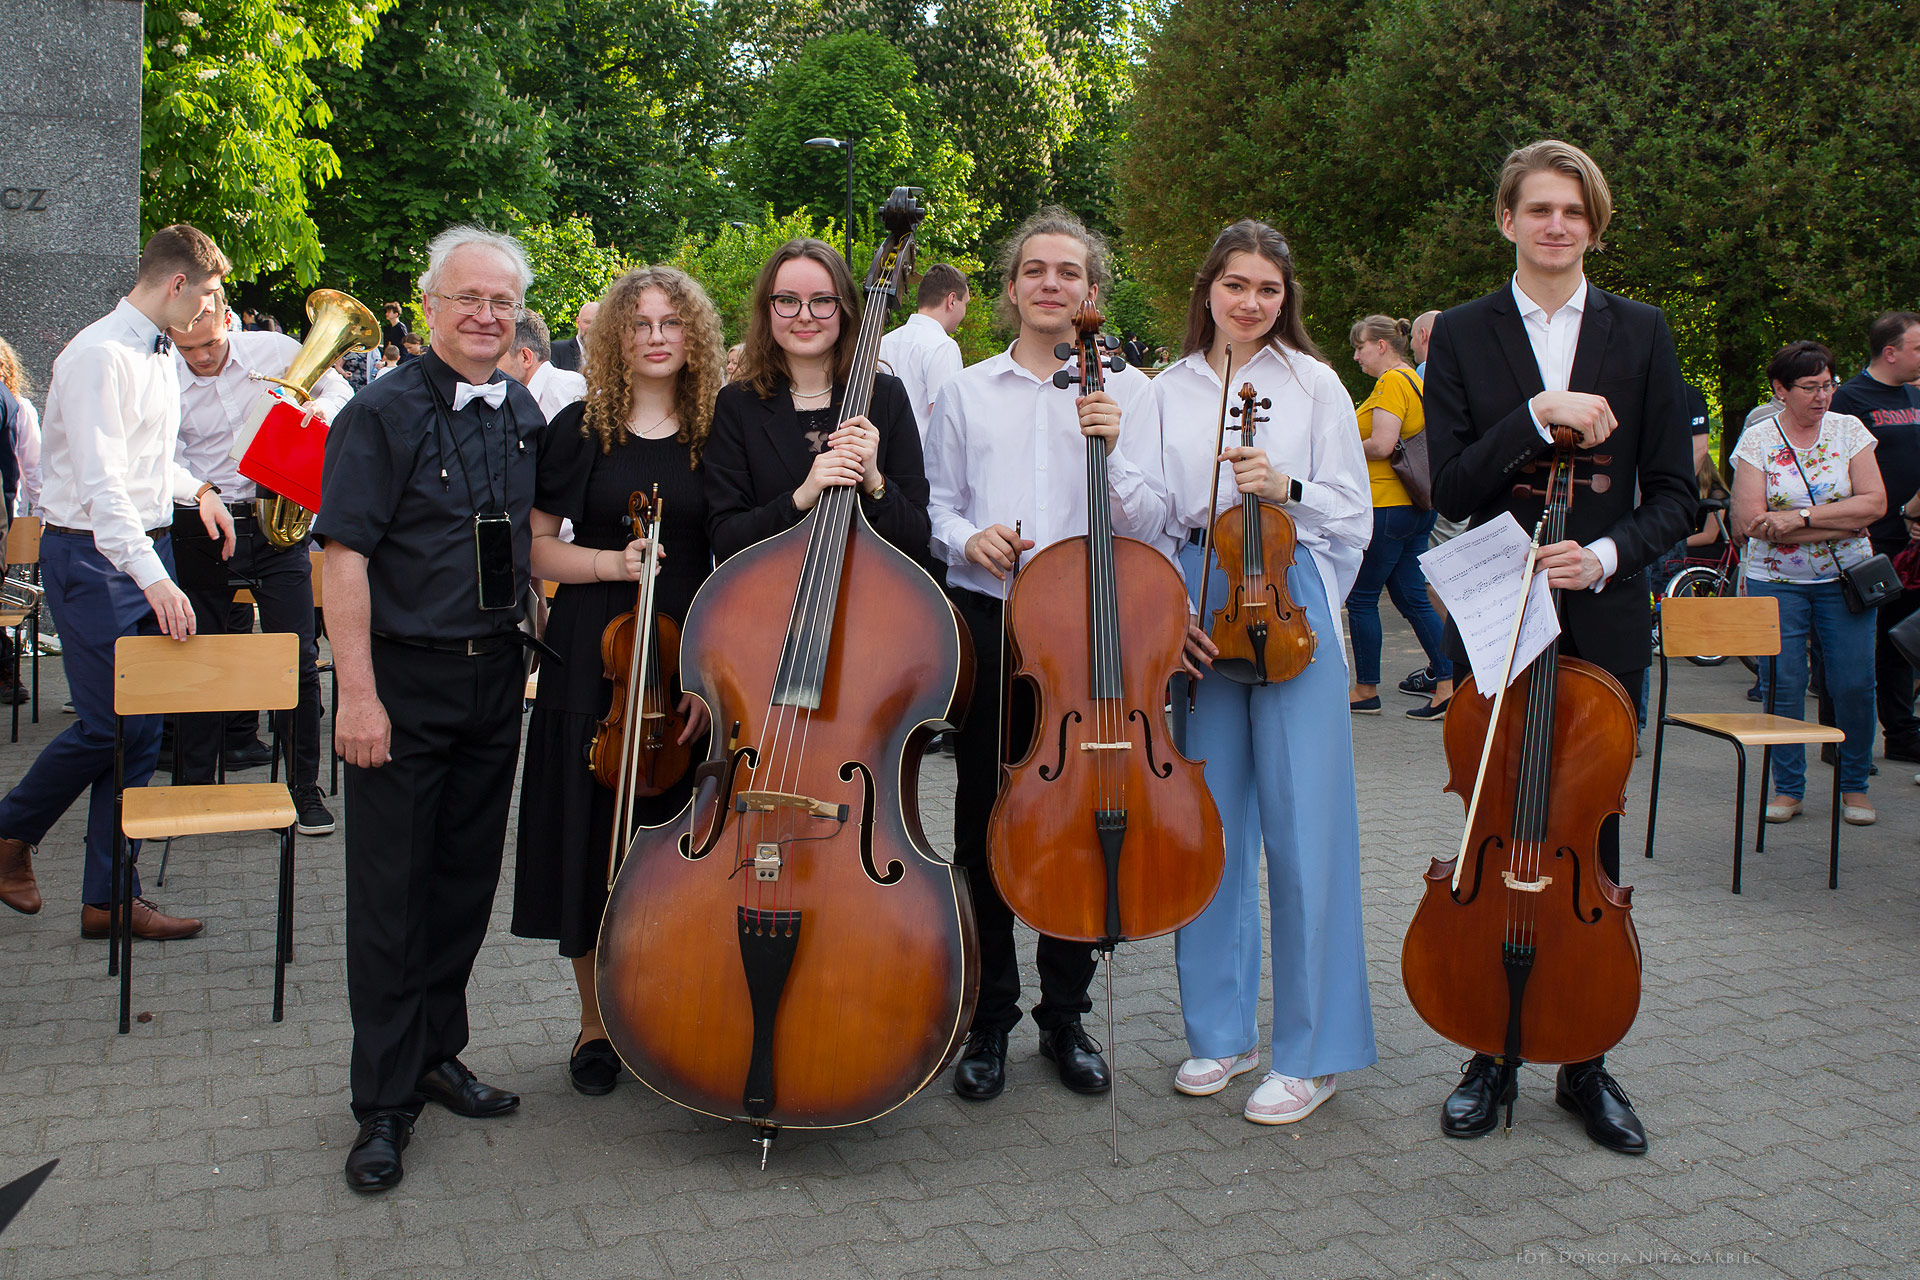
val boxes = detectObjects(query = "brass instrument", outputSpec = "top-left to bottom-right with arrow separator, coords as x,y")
240,289 -> 381,546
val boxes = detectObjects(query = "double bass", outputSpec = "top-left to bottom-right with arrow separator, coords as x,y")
988,301 -> 1225,1158
1400,431 -> 1641,1131
596,188 -> 978,1163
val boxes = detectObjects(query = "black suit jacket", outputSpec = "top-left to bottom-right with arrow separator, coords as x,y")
703,373 -> 932,565
550,337 -> 582,372
1426,283 -> 1696,673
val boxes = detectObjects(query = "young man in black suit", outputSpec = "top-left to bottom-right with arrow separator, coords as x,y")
1424,139 -> 1697,1156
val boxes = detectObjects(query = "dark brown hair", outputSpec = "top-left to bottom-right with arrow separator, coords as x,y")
1767,340 -> 1836,389
582,265 -> 725,465
916,263 -> 970,310
1868,311 -> 1920,362
1180,220 -> 1326,363
735,239 -> 862,398
136,224 -> 230,285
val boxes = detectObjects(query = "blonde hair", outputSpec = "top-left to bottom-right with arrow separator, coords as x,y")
992,206 -> 1111,330
0,337 -> 32,400
581,266 -> 725,467
1495,139 -> 1613,250
1349,315 -> 1413,357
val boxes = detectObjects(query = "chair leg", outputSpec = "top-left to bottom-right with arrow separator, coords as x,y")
1755,745 -> 1772,853
29,614 -> 38,724
1731,744 -> 1747,895
9,628 -> 18,744
273,826 -> 294,1023
156,838 -> 172,888
1644,718 -> 1668,859
1828,756 -> 1841,890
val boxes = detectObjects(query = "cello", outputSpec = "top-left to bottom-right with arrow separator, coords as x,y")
595,188 -> 978,1163
1194,379 -> 1317,686
988,301 -> 1226,1159
1400,431 -> 1641,1131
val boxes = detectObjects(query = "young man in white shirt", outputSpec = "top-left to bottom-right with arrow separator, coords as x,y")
924,207 -> 1168,1102
878,262 -> 969,437
169,302 -> 354,835
0,225 -> 236,936
497,311 -> 587,423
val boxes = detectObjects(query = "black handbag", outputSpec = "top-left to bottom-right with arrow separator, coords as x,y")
1385,368 -> 1432,512
1775,421 -> 1902,614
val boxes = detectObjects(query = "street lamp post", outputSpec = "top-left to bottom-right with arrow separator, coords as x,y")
803,136 -> 856,267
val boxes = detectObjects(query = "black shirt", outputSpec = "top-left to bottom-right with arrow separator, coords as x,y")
1831,370 -> 1920,548
314,348 -> 542,638
383,321 -> 409,351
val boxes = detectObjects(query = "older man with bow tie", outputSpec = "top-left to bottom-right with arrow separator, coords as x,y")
314,226 -> 544,1193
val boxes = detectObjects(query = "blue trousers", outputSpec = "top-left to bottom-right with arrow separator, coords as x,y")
1749,578 -> 1876,796
1174,543 -> 1378,1078
0,531 -> 169,903
1346,505 -> 1450,686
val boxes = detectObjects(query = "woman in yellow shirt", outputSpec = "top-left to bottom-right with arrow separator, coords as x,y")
1346,315 -> 1453,720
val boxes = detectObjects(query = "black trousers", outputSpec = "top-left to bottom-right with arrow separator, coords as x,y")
345,638 -> 523,1118
950,588 -> 1097,1037
182,520 -> 323,787
1874,580 -> 1919,748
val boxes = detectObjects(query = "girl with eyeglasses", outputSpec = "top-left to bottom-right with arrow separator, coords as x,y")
704,238 -> 930,564
510,266 -> 723,1095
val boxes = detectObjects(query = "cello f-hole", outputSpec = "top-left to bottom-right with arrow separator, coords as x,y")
1037,710 -> 1082,782
1554,845 -> 1603,924
1127,708 -> 1173,780
1452,833 -> 1499,906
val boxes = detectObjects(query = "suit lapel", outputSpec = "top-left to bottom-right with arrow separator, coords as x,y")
1569,287 -> 1613,394
1487,289 -> 1546,401
754,390 -> 813,490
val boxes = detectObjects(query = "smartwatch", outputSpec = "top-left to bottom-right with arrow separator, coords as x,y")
1281,477 -> 1303,505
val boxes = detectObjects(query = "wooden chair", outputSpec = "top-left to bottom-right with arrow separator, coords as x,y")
1643,595 -> 1845,894
111,633 -> 299,1032
1,515 -> 45,739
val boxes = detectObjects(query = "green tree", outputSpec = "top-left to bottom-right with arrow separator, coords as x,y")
142,0 -> 397,281
514,212 -> 634,333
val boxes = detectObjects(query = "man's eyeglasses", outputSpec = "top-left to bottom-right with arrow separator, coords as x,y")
634,318 -> 685,342
1789,378 -> 1838,394
770,294 -> 842,320
431,292 -> 524,320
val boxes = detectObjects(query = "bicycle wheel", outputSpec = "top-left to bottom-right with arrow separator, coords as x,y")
1664,565 -> 1732,665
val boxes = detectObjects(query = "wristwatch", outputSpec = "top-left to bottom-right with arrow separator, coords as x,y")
194,482 -> 221,503
864,477 -> 887,502
1277,477 -> 1303,505
1799,508 -> 1813,528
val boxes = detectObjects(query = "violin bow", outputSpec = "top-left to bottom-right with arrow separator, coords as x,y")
1189,346 -> 1234,713
998,520 -> 1023,774
607,487 -> 666,888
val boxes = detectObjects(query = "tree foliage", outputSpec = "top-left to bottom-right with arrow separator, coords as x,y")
142,0 -> 396,282
516,213 -> 635,332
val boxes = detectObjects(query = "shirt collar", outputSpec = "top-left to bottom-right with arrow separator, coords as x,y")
420,347 -> 506,408
1511,274 -> 1588,322
1170,342 -> 1291,388
115,297 -> 165,351
905,313 -> 944,334
525,360 -> 553,397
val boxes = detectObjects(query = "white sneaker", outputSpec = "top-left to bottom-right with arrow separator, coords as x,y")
1243,1071 -> 1334,1125
1173,1049 -> 1260,1096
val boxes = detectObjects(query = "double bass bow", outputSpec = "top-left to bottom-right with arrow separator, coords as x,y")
1194,378 -> 1316,687
988,300 -> 1226,1161
1400,429 -> 1641,1132
595,187 -> 978,1165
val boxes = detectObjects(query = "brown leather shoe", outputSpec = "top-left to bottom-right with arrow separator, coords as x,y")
0,837 -> 41,915
80,898 -> 204,941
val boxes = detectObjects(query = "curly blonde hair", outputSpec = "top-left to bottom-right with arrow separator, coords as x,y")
0,337 -> 32,399
581,266 -> 725,466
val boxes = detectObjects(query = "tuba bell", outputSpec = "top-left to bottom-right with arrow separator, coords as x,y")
237,289 -> 382,546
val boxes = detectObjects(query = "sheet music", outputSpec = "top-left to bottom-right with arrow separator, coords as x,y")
1418,512 -> 1560,691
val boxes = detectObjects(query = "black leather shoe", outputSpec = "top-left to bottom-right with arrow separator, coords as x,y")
1442,1053 -> 1517,1139
1556,1059 -> 1648,1154
953,1027 -> 1008,1100
1039,1022 -> 1111,1095
344,1111 -> 412,1193
1883,738 -> 1920,764
416,1058 -> 519,1117
222,738 -> 275,770
569,1037 -> 621,1096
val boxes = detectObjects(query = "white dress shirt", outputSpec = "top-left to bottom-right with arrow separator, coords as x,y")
12,396 -> 41,516
526,360 -> 588,423
1157,345 -> 1372,652
175,329 -> 353,502
926,343 -> 1168,600
879,312 -> 966,439
39,299 -> 205,589
1512,275 -> 1618,588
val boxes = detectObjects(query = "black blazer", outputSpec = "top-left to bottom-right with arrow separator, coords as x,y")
550,337 -> 582,372
703,372 -> 932,564
1426,283 -> 1696,673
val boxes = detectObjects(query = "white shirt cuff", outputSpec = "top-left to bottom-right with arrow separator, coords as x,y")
1586,536 -> 1618,592
1530,396 -> 1553,442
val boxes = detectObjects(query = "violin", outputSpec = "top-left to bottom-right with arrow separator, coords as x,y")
587,488 -> 692,876
1399,430 -> 1641,1129
988,300 -> 1225,1159
1194,379 -> 1316,686
595,187 -> 978,1164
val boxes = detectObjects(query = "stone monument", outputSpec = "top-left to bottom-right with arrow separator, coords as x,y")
0,0 -> 144,396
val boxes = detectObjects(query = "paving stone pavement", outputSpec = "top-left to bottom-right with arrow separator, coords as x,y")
3,613 -> 1919,1280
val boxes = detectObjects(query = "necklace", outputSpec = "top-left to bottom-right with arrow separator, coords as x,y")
791,384 -> 833,400
630,411 -> 677,439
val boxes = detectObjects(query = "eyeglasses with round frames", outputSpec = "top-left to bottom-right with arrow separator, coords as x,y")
1789,378 -> 1838,395
770,294 -> 842,320
633,318 -> 685,342
430,292 -> 525,320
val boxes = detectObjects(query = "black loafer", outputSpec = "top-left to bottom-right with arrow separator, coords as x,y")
344,1111 -> 412,1193
1556,1059 -> 1648,1155
417,1058 -> 519,1118
222,738 -> 275,770
953,1027 -> 1008,1100
1039,1022 -> 1111,1095
569,1037 -> 622,1096
1441,1053 -> 1517,1139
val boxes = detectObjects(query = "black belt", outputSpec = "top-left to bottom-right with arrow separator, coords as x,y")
45,524 -> 169,541
373,631 -> 518,656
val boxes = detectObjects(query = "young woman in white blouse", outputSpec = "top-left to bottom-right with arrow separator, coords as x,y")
1157,220 -> 1377,1125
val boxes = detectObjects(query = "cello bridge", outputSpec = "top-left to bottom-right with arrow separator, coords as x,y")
1078,742 -> 1133,752
1501,871 -> 1553,893
753,844 -> 783,882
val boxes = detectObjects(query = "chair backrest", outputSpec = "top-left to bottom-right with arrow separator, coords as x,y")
1660,595 -> 1781,659
308,547 -> 325,609
115,632 -> 299,716
5,516 -> 42,567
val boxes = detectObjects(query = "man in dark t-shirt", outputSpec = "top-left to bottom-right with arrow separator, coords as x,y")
1831,310 -> 1920,759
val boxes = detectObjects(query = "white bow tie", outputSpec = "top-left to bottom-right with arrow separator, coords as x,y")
453,380 -> 506,412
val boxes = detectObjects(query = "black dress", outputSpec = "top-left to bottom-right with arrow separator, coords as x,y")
511,404 -> 712,957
